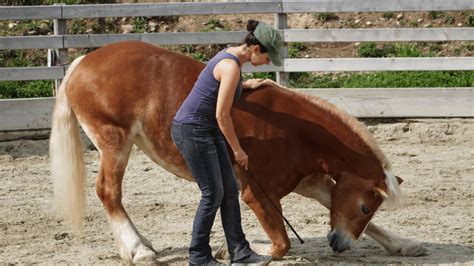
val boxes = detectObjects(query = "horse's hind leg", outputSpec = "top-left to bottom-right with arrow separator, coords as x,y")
293,174 -> 426,256
95,128 -> 156,263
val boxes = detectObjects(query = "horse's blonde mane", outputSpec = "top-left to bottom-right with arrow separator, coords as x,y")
271,82 -> 392,171
267,82 -> 401,201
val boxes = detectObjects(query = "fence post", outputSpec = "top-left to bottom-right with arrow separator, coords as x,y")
274,12 -> 288,86
53,3 -> 68,94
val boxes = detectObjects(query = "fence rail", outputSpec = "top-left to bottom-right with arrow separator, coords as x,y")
1,0 -> 473,132
2,88 -> 472,132
3,57 -> 474,81
2,0 -> 474,20
3,28 -> 474,50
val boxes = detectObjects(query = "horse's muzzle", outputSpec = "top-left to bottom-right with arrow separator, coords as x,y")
327,229 -> 353,253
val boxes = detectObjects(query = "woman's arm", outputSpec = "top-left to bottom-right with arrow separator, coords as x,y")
214,59 -> 249,169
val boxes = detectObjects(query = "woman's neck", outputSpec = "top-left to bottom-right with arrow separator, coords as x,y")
226,45 -> 250,66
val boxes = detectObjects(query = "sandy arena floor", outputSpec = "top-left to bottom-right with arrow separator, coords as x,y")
0,119 -> 473,265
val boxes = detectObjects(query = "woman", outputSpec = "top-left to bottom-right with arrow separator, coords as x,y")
171,20 -> 282,265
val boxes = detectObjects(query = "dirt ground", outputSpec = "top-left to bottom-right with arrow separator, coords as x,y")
0,118 -> 473,265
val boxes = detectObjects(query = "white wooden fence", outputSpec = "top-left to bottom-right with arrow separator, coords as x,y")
1,0 -> 474,131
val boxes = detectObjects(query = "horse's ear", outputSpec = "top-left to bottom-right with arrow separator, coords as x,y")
395,176 -> 404,185
373,186 -> 388,199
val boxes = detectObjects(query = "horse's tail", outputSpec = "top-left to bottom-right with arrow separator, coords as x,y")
49,55 -> 86,232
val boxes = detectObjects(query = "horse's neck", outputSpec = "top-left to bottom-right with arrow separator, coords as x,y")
280,90 -> 384,180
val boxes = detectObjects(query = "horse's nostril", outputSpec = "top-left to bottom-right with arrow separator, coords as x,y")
327,231 -> 337,248
328,230 -> 353,253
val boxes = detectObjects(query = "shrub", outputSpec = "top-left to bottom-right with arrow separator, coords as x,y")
288,42 -> 306,58
357,42 -> 385,57
444,15 -> 455,24
315,13 -> 339,22
0,81 -> 53,99
133,17 -> 148,33
2,50 -> 48,69
191,52 -> 208,62
394,44 -> 421,57
429,11 -> 444,19
243,72 -> 276,81
467,14 -> 474,27
69,19 -> 88,34
382,12 -> 395,19
201,18 -> 229,32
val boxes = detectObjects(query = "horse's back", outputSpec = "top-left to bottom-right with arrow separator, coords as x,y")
67,41 -> 201,126
65,41 -> 202,179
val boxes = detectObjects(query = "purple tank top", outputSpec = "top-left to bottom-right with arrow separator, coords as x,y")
173,49 -> 243,128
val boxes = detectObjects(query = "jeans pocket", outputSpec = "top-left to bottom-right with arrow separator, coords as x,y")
192,125 -> 215,138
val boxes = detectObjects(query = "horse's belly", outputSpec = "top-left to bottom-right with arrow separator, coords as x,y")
133,124 -> 195,182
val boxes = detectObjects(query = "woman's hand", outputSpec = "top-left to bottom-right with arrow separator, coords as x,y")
234,148 -> 249,170
243,78 -> 276,89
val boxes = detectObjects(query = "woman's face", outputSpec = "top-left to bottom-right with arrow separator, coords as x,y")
249,45 -> 271,66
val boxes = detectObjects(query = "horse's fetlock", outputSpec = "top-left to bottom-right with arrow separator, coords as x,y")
271,242 -> 290,259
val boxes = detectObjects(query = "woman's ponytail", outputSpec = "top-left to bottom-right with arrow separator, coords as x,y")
243,20 -> 268,53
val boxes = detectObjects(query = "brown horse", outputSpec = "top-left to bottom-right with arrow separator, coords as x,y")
50,40 -> 425,263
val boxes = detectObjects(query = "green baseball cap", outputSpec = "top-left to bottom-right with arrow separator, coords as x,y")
253,21 -> 283,66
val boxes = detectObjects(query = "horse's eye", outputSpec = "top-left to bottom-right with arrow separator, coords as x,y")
361,204 -> 371,215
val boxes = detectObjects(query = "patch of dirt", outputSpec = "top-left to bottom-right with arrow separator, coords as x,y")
1,119 -> 473,264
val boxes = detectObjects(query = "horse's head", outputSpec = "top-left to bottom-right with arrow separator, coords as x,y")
328,170 -> 403,253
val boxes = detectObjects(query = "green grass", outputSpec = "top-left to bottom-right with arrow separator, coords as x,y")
290,71 -> 474,88
358,42 -> 425,58
394,44 -> 421,57
1,71 -> 471,99
0,81 -> 54,99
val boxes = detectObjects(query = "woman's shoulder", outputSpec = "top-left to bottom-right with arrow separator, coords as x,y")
215,58 -> 240,74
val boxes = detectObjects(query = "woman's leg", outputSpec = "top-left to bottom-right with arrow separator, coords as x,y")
172,124 -> 225,264
215,132 -> 252,261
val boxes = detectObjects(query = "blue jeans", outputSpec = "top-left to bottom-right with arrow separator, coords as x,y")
171,122 -> 252,264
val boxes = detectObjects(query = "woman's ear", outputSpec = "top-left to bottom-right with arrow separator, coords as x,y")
251,44 -> 261,54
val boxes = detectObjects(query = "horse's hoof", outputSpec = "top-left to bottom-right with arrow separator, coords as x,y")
250,243 -> 273,257
133,245 -> 157,264
388,239 -> 428,257
399,240 -> 428,257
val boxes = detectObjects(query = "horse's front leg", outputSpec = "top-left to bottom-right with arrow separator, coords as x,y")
95,134 -> 156,264
365,223 -> 427,256
293,173 -> 427,257
241,185 -> 290,259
